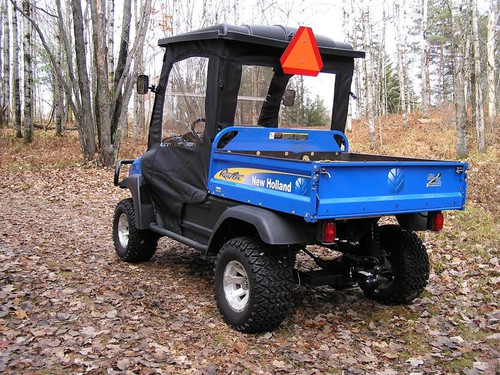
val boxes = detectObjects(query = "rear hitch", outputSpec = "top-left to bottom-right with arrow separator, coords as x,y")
356,266 -> 383,296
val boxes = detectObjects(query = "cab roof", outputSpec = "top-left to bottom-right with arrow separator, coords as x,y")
158,24 -> 365,59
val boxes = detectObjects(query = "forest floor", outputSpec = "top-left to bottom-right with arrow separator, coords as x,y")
0,112 -> 499,374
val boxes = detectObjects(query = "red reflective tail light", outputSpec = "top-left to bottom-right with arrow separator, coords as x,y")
322,221 -> 336,243
429,212 -> 444,231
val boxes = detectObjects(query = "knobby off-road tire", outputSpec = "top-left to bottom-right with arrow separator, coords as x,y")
112,198 -> 158,263
214,236 -> 295,333
361,225 -> 430,304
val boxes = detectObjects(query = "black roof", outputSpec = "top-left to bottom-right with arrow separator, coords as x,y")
158,24 -> 365,58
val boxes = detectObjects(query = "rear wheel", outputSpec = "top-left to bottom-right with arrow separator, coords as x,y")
360,225 -> 429,304
214,236 -> 294,333
112,198 -> 158,263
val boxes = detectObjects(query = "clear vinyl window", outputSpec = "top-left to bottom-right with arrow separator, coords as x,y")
234,65 -> 336,129
280,73 -> 336,129
162,57 -> 208,144
235,65 -> 274,125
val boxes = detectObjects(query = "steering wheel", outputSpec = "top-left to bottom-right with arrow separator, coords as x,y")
189,118 -> 206,144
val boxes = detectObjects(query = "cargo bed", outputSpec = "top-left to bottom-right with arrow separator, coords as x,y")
208,127 -> 468,222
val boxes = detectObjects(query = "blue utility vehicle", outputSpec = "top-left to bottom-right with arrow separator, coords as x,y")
113,24 -> 468,333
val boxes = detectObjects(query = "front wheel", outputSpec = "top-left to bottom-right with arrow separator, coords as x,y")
360,225 -> 430,304
214,236 -> 294,333
112,198 -> 158,263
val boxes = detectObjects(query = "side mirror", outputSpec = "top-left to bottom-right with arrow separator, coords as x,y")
137,74 -> 150,94
283,89 -> 296,106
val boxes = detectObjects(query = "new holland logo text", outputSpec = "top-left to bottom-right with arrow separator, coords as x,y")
251,176 -> 292,192
214,168 -> 311,195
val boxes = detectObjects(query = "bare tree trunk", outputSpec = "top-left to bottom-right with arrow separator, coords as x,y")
1,0 -> 10,128
111,0 -> 132,144
54,34 -> 64,136
22,0 -> 33,144
420,0 -> 431,116
471,0 -> 486,152
487,0 -> 498,126
396,4 -> 408,130
107,0 -> 115,87
133,0 -> 145,141
89,0 -> 113,166
452,0 -> 467,157
12,0 -> 21,138
362,3 -> 376,149
111,0 -> 152,162
438,21 -> 445,106
55,0 -> 80,109
0,1 -> 2,106
380,1 -> 387,116
342,0 -> 353,132
72,0 -> 97,159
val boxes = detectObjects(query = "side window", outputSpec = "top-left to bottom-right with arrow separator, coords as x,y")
162,57 -> 208,144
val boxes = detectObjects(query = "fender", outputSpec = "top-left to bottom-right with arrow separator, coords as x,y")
119,175 -> 155,230
207,205 -> 314,254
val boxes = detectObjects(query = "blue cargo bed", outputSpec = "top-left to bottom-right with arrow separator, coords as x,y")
208,127 -> 468,222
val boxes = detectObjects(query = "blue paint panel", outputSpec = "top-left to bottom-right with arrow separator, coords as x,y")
209,151 -> 317,219
213,126 -> 348,153
130,156 -> 142,175
207,127 -> 468,222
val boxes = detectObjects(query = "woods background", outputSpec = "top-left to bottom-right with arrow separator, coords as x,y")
0,1 -> 499,373
0,0 -> 498,163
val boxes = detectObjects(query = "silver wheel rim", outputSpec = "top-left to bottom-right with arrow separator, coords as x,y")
223,260 -> 250,312
117,213 -> 129,248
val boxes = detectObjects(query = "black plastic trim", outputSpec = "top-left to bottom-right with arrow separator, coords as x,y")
150,223 -> 208,252
396,212 -> 429,231
114,159 -> 134,186
119,175 -> 155,230
211,205 -> 314,246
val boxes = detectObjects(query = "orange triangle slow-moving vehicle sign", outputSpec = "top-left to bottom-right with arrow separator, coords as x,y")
280,26 -> 323,76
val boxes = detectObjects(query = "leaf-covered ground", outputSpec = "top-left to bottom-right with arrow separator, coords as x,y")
0,118 -> 499,374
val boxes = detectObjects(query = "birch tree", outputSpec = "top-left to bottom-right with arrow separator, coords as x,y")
1,0 -> 9,128
89,0 -> 112,165
452,0 -> 467,157
12,0 -> 21,138
110,0 -> 152,161
395,4 -> 408,130
53,33 -> 64,136
72,0 -> 97,158
471,0 -> 486,152
362,2 -> 376,149
421,0 -> 431,116
111,0 -> 132,142
22,0 -> 33,144
487,0 -> 498,124
107,0 -> 115,86
133,0 -> 145,140
342,0 -> 353,132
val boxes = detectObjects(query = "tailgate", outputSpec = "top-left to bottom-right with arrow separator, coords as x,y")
316,160 -> 468,219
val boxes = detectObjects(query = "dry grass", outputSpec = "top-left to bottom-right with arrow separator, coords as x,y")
1,111 -> 499,252
0,110 -> 499,373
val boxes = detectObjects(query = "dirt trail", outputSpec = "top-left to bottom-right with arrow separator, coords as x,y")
0,166 -> 499,374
